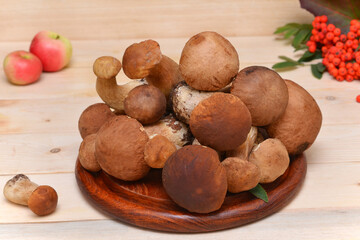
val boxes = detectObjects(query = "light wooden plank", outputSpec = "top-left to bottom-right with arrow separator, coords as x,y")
0,209 -> 359,240
0,0 -> 313,41
0,124 -> 359,175
0,162 -> 359,224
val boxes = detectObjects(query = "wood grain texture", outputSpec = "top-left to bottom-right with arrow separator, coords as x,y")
75,155 -> 306,233
0,0 -> 312,41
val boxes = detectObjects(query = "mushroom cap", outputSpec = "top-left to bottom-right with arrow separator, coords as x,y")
78,103 -> 115,139
266,80 -> 322,155
221,157 -> 261,193
95,115 -> 150,181
3,174 -> 38,206
179,31 -> 239,91
93,56 -> 122,79
28,185 -> 58,216
189,92 -> 252,151
162,145 -> 227,213
144,134 -> 177,168
124,85 -> 166,125
170,81 -> 214,124
249,138 -> 290,183
230,66 -> 289,126
122,39 -> 162,79
78,134 -> 101,172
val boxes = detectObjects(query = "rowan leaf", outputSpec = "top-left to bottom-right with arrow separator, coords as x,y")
311,63 -> 324,79
300,0 -> 360,33
249,184 -> 269,203
272,61 -> 299,69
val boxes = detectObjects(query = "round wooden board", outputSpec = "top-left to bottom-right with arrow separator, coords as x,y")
75,154 -> 306,233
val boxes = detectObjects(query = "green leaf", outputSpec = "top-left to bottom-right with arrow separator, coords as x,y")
311,64 -> 324,79
279,56 -> 299,63
274,23 -> 302,34
284,28 -> 300,39
249,184 -> 269,203
294,44 -> 309,52
298,50 -> 323,63
316,62 -> 326,72
292,28 -> 312,49
300,0 -> 360,33
272,61 -> 300,69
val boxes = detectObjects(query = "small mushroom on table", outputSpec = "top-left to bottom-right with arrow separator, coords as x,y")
3,174 -> 58,216
162,145 -> 228,213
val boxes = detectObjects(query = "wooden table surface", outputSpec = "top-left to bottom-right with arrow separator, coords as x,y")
1,0 -> 360,239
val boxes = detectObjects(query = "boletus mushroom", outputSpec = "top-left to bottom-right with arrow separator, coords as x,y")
144,134 -> 177,168
122,39 -> 182,98
124,84 -> 166,125
266,80 -> 322,155
78,103 -> 115,139
78,133 -> 101,172
95,115 -> 150,181
3,174 -> 58,216
189,92 -> 252,151
249,138 -> 290,183
162,145 -> 227,213
221,157 -> 260,193
93,56 -> 145,113
179,31 -> 239,91
226,126 -> 258,160
230,66 -> 289,126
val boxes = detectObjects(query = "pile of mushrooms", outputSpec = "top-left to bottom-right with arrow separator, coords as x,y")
77,31 -> 322,214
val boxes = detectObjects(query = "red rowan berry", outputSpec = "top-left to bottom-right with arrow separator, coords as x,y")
320,15 -> 328,23
350,19 -> 359,25
348,32 -> 356,40
348,68 -> 356,76
327,63 -> 335,69
333,57 -> 341,66
327,53 -> 335,62
309,45 -> 316,53
327,24 -> 335,32
346,62 -> 353,69
345,75 -> 354,82
344,53 -> 352,61
336,75 -> 344,81
334,28 -> 341,36
315,22 -> 321,29
353,63 -> 360,70
311,29 -> 318,35
315,16 -> 321,22
340,34 -> 347,42
333,36 -> 340,43
326,32 -> 334,40
330,68 -> 338,76
356,55 -> 360,63
350,25 -> 358,33
339,67 -> 347,76
356,95 -> 360,103
339,62 -> 346,68
322,46 -> 328,54
318,32 -> 325,39
321,23 -> 327,29
314,35 -> 320,42
336,42 -> 344,49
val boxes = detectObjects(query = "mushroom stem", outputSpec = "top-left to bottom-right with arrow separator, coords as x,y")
94,56 -> 144,113
3,174 -> 38,206
146,55 -> 183,98
226,126 -> 258,160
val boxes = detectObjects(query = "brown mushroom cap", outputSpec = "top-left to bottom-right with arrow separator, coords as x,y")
124,85 -> 166,125
189,92 -> 252,151
230,66 -> 289,126
28,185 -> 58,216
93,56 -> 122,80
162,145 -> 227,213
95,115 -> 150,181
249,138 -> 290,183
78,134 -> 101,172
221,157 -> 260,193
144,134 -> 177,168
122,40 -> 162,79
78,103 -> 115,139
179,31 -> 239,91
266,80 -> 322,155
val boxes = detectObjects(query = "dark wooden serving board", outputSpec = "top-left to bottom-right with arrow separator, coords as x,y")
75,155 -> 306,233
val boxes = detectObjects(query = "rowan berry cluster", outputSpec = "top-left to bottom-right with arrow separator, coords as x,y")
306,16 -> 360,82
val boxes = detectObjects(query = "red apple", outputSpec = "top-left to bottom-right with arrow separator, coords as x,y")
29,31 -> 72,72
3,50 -> 43,85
